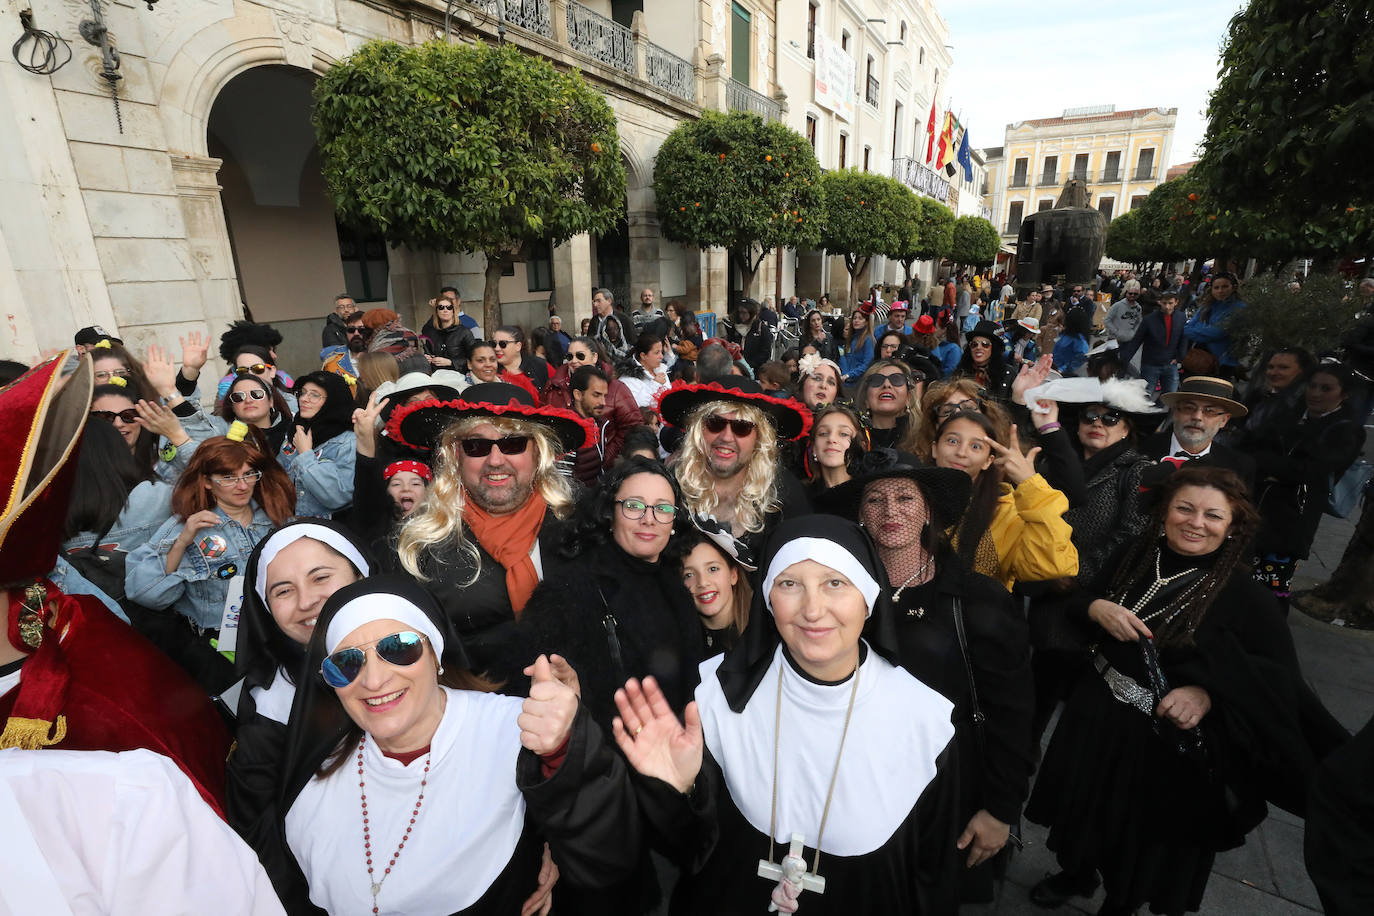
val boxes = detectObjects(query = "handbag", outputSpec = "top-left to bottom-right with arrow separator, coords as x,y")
1180,345 -> 1218,377
1327,457 -> 1373,518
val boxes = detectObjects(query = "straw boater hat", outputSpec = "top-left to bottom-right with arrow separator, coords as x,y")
1159,376 -> 1248,418
387,381 -> 594,453
656,378 -> 812,442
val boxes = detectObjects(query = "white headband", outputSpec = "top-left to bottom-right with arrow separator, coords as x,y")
763,537 -> 881,618
324,592 -> 446,659
255,525 -> 371,604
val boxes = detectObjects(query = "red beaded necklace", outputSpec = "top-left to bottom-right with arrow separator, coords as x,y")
358,735 -> 431,915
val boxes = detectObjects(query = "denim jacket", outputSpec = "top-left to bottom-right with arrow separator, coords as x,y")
62,479 -> 174,558
1185,295 -> 1247,367
125,504 -> 273,629
279,430 -> 357,518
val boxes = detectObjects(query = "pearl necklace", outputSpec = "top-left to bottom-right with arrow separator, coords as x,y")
358,735 -> 431,915
1127,549 -> 1207,626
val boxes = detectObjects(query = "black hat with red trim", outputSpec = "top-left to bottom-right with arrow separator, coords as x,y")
387,381 -> 594,453
656,378 -> 812,441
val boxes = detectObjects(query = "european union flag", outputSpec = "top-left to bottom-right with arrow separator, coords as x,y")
957,127 -> 973,182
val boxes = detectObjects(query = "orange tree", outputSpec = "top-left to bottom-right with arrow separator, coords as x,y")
314,40 -> 625,330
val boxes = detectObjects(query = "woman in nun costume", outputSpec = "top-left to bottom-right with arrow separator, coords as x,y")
265,574 -> 641,915
613,514 -> 964,914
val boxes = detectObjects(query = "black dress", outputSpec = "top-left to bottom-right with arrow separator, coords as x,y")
1026,547 -> 1348,914
894,561 -> 1034,902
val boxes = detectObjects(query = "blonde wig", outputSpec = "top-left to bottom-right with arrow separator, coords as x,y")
857,359 -> 923,454
915,378 -> 1012,462
398,415 -> 575,581
675,399 -> 780,535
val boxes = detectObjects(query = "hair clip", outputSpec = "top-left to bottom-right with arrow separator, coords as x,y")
107,375 -> 127,388
93,339 -> 112,349
227,420 -> 250,442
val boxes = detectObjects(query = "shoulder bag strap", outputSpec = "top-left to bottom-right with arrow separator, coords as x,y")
950,597 -> 986,757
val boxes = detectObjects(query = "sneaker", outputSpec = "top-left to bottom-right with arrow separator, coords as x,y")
1030,870 -> 1101,908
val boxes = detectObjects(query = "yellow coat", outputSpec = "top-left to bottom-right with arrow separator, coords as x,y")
986,473 -> 1079,591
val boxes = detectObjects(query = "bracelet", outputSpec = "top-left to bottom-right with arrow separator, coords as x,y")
1035,422 -> 1061,434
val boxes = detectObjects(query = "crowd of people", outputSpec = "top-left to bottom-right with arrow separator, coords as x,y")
0,269 -> 1370,916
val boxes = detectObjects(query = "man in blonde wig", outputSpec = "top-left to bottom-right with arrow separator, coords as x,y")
658,378 -> 813,562
387,382 -> 593,687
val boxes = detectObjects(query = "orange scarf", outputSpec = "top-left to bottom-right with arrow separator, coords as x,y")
465,494 -> 547,616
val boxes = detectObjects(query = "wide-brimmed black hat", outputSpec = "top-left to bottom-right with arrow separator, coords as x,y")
817,448 -> 972,526
966,320 -> 1003,343
1159,375 -> 1248,418
656,378 -> 811,441
387,381 -> 594,453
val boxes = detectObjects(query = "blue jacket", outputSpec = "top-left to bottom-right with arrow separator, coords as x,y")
280,430 -> 357,519
934,341 -> 962,376
1185,295 -> 1246,367
1053,333 -> 1091,375
63,479 -> 174,558
840,335 -> 875,381
1120,309 -> 1187,367
126,505 -> 274,629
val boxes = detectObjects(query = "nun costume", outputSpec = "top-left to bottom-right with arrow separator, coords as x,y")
623,515 -> 964,915
269,575 -> 640,915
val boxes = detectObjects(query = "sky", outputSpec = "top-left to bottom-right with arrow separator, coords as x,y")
940,0 -> 1247,166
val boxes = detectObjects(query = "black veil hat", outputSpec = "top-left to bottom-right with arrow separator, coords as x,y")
714,514 -> 898,712
235,519 -> 376,696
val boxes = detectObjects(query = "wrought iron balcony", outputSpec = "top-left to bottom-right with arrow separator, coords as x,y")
472,0 -> 553,38
1132,168 -> 1157,181
1009,175 -> 1029,188
645,41 -> 695,102
567,0 -> 633,74
728,79 -> 782,122
1100,168 -> 1121,183
1037,174 -> 1060,187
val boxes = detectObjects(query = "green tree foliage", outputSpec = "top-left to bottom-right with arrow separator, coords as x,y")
885,187 -> 926,287
313,40 -> 625,330
1226,272 -> 1362,362
903,197 -> 955,271
818,169 -> 910,304
1195,0 -> 1373,260
1104,209 -> 1144,266
654,111 -> 823,295
948,215 -> 1001,269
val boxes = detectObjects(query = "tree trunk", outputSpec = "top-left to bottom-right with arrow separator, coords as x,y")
482,254 -> 508,335
731,247 -> 757,302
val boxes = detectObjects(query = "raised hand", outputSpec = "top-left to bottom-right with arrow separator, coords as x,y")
519,655 -> 580,756
1031,397 -> 1060,430
134,399 -> 188,445
292,426 -> 313,456
179,331 -> 209,377
143,344 -> 178,397
1010,353 -> 1055,405
1087,598 -> 1153,642
612,676 -> 702,794
984,426 -> 1041,486
350,391 -> 389,458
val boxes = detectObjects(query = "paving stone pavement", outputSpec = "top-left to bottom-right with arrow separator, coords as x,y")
970,505 -> 1374,915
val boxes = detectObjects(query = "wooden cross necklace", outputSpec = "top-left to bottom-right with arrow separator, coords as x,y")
756,654 -> 861,912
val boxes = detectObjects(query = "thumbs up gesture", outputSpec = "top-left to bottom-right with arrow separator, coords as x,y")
519,654 -> 580,756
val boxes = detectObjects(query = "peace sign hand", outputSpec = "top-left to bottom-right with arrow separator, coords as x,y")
350,391 -> 389,458
983,426 -> 1041,486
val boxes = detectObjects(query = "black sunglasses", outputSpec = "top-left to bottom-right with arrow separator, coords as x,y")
1079,408 -> 1124,426
345,326 -> 369,335
459,435 -> 530,458
435,303 -> 455,311
321,631 -> 428,688
492,340 -> 513,349
702,414 -> 757,437
92,408 -> 138,424
934,397 -> 985,420
868,371 -> 910,388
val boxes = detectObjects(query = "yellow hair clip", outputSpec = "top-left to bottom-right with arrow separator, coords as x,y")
107,375 -> 127,388
227,420 -> 250,442
93,339 -> 112,349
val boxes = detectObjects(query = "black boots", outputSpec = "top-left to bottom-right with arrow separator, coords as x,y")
1029,869 -> 1100,908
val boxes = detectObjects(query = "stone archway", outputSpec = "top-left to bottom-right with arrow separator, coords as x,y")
622,141 -> 662,304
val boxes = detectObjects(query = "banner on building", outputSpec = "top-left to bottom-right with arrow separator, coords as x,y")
813,31 -> 855,123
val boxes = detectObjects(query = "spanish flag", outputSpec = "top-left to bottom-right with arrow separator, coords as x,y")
934,111 -> 955,171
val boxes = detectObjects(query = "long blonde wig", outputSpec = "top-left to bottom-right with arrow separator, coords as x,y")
397,415 -> 575,581
674,399 -> 780,535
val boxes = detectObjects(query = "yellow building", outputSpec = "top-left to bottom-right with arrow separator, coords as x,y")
983,105 -> 1177,244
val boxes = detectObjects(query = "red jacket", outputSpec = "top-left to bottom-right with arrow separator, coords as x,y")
500,369 -> 542,405
543,362 -> 639,466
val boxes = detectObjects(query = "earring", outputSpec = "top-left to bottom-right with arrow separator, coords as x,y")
437,665 -> 445,676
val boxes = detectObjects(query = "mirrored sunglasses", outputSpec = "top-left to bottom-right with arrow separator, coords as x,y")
234,363 -> 273,376
321,631 -> 428,688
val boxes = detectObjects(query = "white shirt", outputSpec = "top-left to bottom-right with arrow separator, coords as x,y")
1168,432 -> 1213,459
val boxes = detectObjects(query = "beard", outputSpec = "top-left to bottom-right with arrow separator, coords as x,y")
347,337 -> 366,353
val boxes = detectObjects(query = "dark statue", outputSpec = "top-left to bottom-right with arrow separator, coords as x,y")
1014,179 -> 1107,292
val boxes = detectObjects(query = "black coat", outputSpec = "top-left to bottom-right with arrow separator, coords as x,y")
1140,430 -> 1256,495
1119,308 -> 1187,367
422,318 -> 476,371
321,312 -> 348,348
1246,405 -> 1366,559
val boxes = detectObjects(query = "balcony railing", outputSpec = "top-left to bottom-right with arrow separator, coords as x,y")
1071,170 -> 1089,182
472,0 -> 553,38
1100,168 -> 1121,183
864,74 -> 879,107
1132,168 -> 1157,181
891,156 -> 951,204
567,0 -> 634,74
1037,174 -> 1060,187
727,79 -> 782,121
1005,220 -> 1021,234
645,41 -> 695,102
1009,175 -> 1028,189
